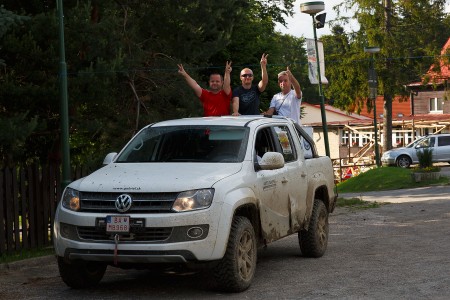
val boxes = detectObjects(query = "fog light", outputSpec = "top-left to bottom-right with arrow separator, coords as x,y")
187,227 -> 203,239
61,223 -> 71,238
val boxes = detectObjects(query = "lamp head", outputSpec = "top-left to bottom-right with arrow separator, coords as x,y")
300,1 -> 325,15
315,13 -> 326,29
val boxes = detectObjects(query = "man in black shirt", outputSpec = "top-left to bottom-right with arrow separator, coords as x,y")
232,53 -> 268,115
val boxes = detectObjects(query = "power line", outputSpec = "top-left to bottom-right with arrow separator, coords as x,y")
59,54 -> 449,76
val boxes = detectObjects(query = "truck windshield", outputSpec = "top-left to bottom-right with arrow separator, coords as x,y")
116,125 -> 249,163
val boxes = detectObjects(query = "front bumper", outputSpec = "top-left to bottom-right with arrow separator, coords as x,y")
381,156 -> 395,165
53,202 -> 226,264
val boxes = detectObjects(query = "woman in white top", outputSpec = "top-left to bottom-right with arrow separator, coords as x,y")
263,67 -> 302,124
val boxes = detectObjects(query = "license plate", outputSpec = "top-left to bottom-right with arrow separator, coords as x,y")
106,215 -> 130,233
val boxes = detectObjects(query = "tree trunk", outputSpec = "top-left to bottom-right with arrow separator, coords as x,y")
383,0 -> 393,151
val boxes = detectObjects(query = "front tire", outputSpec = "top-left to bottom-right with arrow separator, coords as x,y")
58,257 -> 107,288
299,199 -> 329,257
396,155 -> 412,168
211,216 -> 257,292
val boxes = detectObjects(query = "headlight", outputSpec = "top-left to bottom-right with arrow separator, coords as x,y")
172,189 -> 214,212
61,187 -> 81,211
382,151 -> 393,158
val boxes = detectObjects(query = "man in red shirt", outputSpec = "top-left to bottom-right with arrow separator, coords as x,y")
178,61 -> 232,116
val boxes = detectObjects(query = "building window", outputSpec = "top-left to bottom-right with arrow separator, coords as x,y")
404,132 -> 414,145
340,130 -> 374,147
429,97 -> 443,113
340,131 -> 349,145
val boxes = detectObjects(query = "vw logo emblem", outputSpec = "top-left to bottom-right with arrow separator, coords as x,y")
115,194 -> 133,212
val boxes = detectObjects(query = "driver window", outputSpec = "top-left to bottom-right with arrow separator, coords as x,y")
254,128 -> 275,162
417,137 -> 434,148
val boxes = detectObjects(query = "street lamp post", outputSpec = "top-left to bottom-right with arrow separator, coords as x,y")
300,1 -> 330,157
57,0 -> 71,188
364,46 -> 381,167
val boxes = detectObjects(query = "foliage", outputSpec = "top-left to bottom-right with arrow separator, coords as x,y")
337,166 -> 449,193
1,0 -> 449,168
0,112 -> 38,166
324,0 -> 450,149
0,6 -> 29,40
412,165 -> 441,173
416,147 -> 434,169
0,0 -> 298,168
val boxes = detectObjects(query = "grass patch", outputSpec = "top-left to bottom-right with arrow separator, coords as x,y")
337,197 -> 382,210
337,166 -> 449,193
0,247 -> 54,265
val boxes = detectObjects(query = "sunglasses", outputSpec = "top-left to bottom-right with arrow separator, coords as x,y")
241,74 -> 253,78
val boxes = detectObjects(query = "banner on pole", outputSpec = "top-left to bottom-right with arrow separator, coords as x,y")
306,38 -> 328,85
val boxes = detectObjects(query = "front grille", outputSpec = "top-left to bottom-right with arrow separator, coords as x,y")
79,192 -> 179,213
77,226 -> 173,242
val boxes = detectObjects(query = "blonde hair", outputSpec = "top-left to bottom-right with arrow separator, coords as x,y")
277,71 -> 288,78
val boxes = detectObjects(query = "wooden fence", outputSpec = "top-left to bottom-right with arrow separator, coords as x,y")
0,164 -> 91,255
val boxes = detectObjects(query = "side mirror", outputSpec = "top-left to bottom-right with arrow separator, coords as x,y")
103,152 -> 118,165
259,152 -> 285,170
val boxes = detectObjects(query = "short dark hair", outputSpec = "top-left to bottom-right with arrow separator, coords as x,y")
209,73 -> 223,81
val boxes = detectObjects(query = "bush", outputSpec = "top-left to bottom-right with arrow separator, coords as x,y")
416,148 -> 433,169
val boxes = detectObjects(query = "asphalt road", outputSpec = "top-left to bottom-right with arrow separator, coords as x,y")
1,186 -> 450,299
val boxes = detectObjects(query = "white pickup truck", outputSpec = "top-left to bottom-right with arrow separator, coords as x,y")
53,116 -> 337,292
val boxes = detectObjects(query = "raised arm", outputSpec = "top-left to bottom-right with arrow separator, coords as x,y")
223,61 -> 232,96
286,66 -> 302,99
258,53 -> 269,92
177,64 -> 202,98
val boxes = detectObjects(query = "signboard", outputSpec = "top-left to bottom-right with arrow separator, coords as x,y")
306,38 -> 328,85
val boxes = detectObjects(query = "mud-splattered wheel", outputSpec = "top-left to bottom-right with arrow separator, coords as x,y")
299,199 -> 329,257
211,216 -> 257,292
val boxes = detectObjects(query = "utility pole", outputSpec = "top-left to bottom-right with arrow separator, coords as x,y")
300,1 -> 330,157
57,0 -> 71,189
365,46 -> 381,167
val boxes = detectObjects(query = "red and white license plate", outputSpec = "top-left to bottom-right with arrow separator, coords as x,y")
106,215 -> 130,233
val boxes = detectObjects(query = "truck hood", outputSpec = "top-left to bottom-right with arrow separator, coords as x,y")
70,163 -> 242,192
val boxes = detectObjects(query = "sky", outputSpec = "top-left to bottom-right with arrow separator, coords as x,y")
276,0 -> 450,39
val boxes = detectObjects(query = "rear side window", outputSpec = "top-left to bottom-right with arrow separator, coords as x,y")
273,125 -> 297,162
438,136 -> 450,147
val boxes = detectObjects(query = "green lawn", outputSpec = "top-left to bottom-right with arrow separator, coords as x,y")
337,166 -> 449,193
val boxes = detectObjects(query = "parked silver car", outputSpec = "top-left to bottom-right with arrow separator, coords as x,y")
381,134 -> 450,168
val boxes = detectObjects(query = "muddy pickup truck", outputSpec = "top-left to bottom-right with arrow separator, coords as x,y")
53,116 -> 337,292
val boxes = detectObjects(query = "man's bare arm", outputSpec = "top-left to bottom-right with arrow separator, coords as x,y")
223,61 -> 232,96
258,53 -> 269,92
178,64 -> 202,98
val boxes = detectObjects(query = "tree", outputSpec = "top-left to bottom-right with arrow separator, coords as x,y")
0,0 -> 300,167
325,0 -> 450,150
